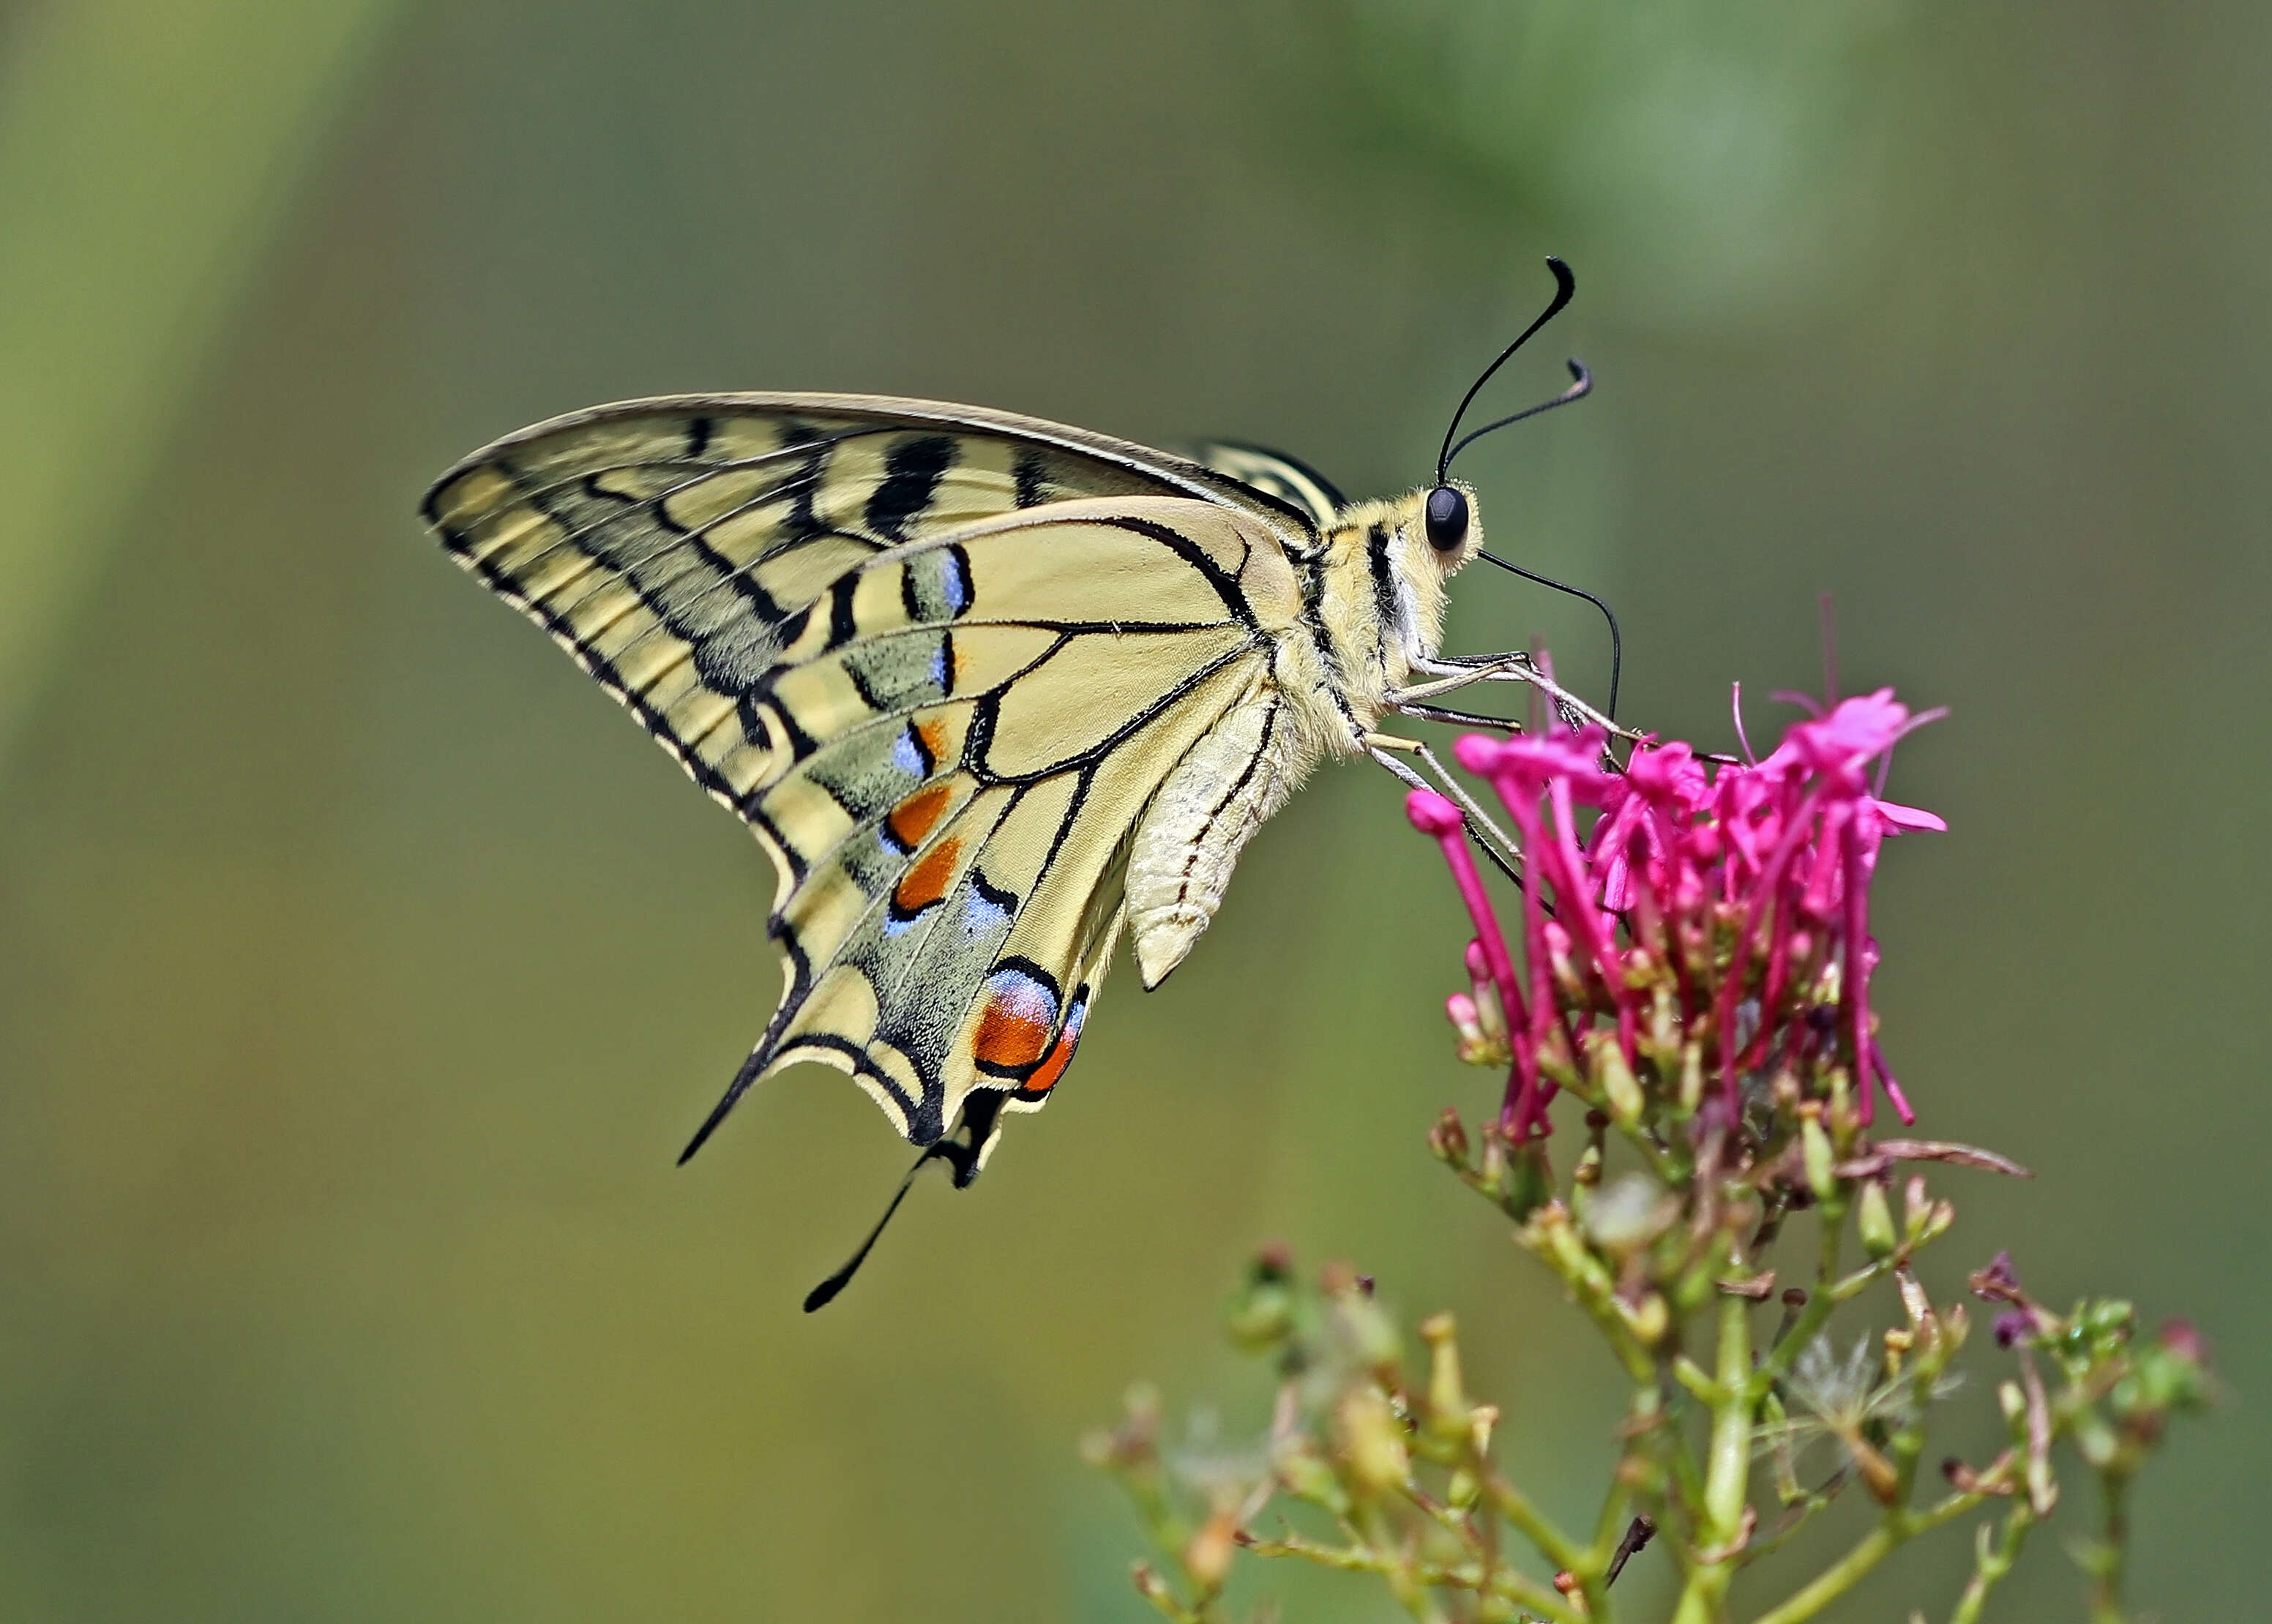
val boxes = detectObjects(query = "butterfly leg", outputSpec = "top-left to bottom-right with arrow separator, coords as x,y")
1393,700 -> 1522,731
1363,730 -> 1525,883
1398,651 -> 1647,744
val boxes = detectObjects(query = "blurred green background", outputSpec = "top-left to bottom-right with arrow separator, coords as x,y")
1,1 -> 2263,1619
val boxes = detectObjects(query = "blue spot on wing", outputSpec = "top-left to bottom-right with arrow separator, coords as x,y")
962,885 -> 1012,938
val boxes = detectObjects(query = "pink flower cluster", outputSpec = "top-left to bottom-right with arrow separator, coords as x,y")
1408,689 -> 1946,1143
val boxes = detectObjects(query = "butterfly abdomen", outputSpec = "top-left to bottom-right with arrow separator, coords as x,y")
1126,683 -> 1320,987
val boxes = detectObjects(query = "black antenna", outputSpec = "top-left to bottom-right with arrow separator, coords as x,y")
1443,360 -> 1592,473
1479,548 -> 1623,721
1436,256 -> 1580,484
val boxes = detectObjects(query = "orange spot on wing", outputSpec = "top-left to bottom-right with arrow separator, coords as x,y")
886,784 -> 953,850
915,718 -> 946,763
1023,1024 -> 1080,1095
974,998 -> 1052,1073
892,836 -> 961,914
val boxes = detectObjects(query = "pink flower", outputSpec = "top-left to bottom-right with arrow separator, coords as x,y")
1414,685 -> 1943,1145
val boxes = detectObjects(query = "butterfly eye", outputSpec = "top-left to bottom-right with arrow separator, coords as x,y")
1424,484 -> 1469,552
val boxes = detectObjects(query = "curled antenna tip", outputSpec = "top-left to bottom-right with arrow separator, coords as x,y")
1442,358 -> 1593,471
1435,258 -> 1583,484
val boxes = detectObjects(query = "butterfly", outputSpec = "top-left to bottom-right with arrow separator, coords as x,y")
419,258 -> 1623,1303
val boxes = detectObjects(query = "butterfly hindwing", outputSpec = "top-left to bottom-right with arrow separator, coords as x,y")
711,501 -> 1301,1151
1187,441 -> 1348,531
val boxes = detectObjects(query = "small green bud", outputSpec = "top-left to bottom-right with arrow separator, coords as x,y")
1337,1385 -> 1410,1492
1825,1067 -> 1858,1140
1903,1173 -> 1932,1239
1479,1122 -> 1509,1183
1619,1291 -> 1670,1346
1802,1115 -> 1837,1203
1650,984 -> 1680,1060
2083,1298 -> 2135,1341
1419,1313 -> 1470,1440
1428,1107 -> 1471,1167
1596,1038 -> 1645,1124
1225,1281 -> 1296,1354
1276,1444 -> 1350,1514
1503,1140 -> 1555,1220
2121,1344 -> 2209,1418
1857,1180 -> 1899,1258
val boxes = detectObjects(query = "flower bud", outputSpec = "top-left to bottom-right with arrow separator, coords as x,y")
1427,1107 -> 1471,1167
2120,1320 -> 2212,1418
2159,1317 -> 2208,1365
1476,1116 -> 1506,1175
1902,1173 -> 1932,1239
1336,1385 -> 1410,1492
1619,1291 -> 1670,1346
1448,973 -> 1509,1066
1225,1279 -> 1296,1354
1801,1115 -> 1837,1203
1678,1040 -> 1705,1115
1419,1313 -> 1470,1437
1857,1180 -> 1898,1258
1595,1036 -> 1645,1125
2081,1298 -> 2134,1347
1184,1508 -> 1237,1590
1274,1443 -> 1349,1515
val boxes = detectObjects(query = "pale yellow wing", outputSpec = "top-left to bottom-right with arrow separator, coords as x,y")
422,394 -> 1317,820
707,496 -> 1298,1157
1187,441 -> 1348,531
421,397 -> 1315,1158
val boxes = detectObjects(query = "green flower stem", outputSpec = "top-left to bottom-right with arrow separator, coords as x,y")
1948,1501 -> 2037,1624
1482,1469 -> 1589,1579
1577,1488 -> 1635,1624
1737,1478 -> 1846,1568
1747,1489 -> 1988,1624
1517,1205 -> 1659,1385
1704,1296 -> 1757,1534
1241,1535 -> 1582,1624
1131,1561 -> 1212,1624
2087,1471 -> 2131,1624
1670,1294 -> 1760,1623
1749,1205 -> 1848,1397
1587,1453 -> 1639,1564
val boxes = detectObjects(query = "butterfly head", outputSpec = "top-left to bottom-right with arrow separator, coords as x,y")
1424,482 -> 1473,556
1414,256 -> 1622,720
